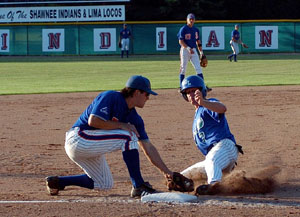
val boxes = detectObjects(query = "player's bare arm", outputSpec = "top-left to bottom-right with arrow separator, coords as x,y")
186,89 -> 226,113
194,89 -> 226,113
196,40 -> 203,55
138,139 -> 173,178
88,114 -> 140,137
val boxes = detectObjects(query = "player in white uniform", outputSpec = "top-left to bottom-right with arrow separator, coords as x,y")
179,75 -> 243,195
45,75 -> 175,198
177,13 -> 210,91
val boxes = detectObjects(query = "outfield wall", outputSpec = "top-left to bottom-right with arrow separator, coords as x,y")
0,21 -> 299,55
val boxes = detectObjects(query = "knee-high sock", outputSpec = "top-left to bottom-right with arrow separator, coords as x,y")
197,73 -> 204,80
59,174 -> 94,189
180,74 -> 185,88
122,149 -> 144,188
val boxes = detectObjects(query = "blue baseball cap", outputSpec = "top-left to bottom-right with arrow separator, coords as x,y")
126,75 -> 158,95
187,13 -> 195,19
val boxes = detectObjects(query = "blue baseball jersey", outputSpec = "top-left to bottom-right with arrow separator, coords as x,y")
193,98 -> 236,155
120,28 -> 131,39
177,25 -> 199,48
231,30 -> 240,41
72,91 -> 148,140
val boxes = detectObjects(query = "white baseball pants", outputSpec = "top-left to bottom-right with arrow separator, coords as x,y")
179,47 -> 203,75
181,138 -> 238,184
230,40 -> 240,55
121,38 -> 130,51
65,127 -> 139,190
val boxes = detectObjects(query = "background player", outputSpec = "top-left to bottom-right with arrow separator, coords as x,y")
119,23 -> 132,58
177,13 -> 211,91
179,75 -> 243,195
46,75 -> 175,198
228,24 -> 247,62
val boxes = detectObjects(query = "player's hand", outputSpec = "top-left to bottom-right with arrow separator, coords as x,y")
194,89 -> 204,105
121,122 -> 140,137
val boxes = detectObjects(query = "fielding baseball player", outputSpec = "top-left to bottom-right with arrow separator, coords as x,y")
46,75 -> 176,198
179,75 -> 243,195
228,24 -> 248,62
119,23 -> 131,58
177,13 -> 211,91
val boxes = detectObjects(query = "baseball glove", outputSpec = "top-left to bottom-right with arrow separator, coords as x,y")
118,41 -> 122,48
167,172 -> 194,192
200,54 -> 208,67
242,43 -> 249,48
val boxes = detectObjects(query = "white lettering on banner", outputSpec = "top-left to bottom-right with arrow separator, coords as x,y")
94,28 -> 116,52
42,29 -> 65,52
156,27 -> 167,51
0,5 -> 124,23
255,26 -> 278,49
202,26 -> 224,50
0,30 -> 9,52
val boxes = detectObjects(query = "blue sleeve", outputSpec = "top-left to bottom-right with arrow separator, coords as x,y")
128,110 -> 148,140
177,26 -> 185,40
91,92 -> 115,121
205,98 -> 223,121
135,116 -> 148,140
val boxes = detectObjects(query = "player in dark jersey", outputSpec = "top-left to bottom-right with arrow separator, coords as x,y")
46,75 -> 174,198
119,23 -> 131,58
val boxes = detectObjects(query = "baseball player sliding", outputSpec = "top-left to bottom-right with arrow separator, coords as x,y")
179,75 -> 243,195
177,13 -> 211,92
45,75 -> 189,198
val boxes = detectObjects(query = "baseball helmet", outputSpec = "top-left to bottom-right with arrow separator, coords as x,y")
181,75 -> 207,99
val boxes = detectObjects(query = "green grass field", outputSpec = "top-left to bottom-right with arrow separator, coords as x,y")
0,54 -> 299,95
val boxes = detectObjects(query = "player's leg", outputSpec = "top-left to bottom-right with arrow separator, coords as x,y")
190,51 -> 212,91
64,128 -> 141,189
180,161 -> 207,182
233,42 -> 239,62
179,47 -> 190,88
125,38 -> 129,58
190,50 -> 203,78
121,38 -> 125,58
228,40 -> 235,61
204,139 -> 238,184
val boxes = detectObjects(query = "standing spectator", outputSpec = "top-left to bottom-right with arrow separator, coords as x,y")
119,23 -> 132,58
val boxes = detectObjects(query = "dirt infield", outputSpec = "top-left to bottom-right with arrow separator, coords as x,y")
0,86 -> 300,216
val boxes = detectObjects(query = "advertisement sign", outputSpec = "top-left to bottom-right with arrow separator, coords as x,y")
0,5 -> 125,23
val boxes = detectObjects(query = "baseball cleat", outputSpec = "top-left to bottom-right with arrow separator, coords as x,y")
195,184 -> 211,195
130,182 -> 157,198
46,176 -> 64,196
